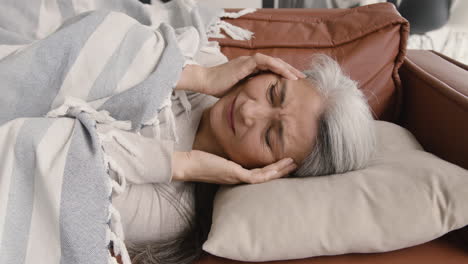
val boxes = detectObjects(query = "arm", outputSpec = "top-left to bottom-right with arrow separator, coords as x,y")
97,123 -> 174,184
174,53 -> 306,98
97,122 -> 297,185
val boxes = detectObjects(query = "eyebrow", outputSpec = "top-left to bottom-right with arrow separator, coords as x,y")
275,78 -> 287,158
280,78 -> 286,105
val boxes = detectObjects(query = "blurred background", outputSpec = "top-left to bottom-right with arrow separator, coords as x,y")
149,0 -> 468,64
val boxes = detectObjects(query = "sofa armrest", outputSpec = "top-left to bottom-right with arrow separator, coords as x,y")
398,49 -> 468,169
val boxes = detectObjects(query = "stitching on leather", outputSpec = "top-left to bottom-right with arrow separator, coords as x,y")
224,3 -> 392,24
391,21 -> 409,121
217,20 -> 407,48
230,2 -> 387,24
222,26 -> 405,53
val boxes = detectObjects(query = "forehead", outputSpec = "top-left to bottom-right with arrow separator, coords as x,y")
282,78 -> 324,163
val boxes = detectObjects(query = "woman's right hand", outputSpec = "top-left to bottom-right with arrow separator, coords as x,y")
171,150 -> 297,185
175,53 -> 305,98
201,53 -> 306,98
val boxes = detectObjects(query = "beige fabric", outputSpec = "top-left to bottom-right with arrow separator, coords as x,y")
96,123 -> 175,184
98,91 -> 218,244
202,120 -> 468,262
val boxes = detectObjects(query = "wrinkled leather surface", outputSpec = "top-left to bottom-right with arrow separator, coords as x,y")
398,49 -> 468,170
197,4 -> 468,264
211,3 -> 409,122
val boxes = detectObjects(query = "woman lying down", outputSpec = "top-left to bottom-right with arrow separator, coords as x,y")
100,53 -> 376,263
0,2 -> 375,263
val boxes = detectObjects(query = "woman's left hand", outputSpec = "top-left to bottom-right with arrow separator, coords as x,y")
175,53 -> 306,97
172,150 -> 297,185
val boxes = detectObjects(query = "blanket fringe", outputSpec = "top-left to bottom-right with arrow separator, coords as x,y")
95,125 -> 132,264
107,229 -> 132,264
172,90 -> 192,120
144,114 -> 161,139
96,130 -> 129,195
108,204 -> 125,241
206,8 -> 257,40
142,93 -> 180,143
107,251 -> 119,264
98,131 -> 131,264
46,96 -> 135,264
107,158 -> 128,194
45,96 -> 132,131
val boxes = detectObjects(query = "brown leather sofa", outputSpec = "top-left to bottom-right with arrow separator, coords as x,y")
195,3 -> 468,264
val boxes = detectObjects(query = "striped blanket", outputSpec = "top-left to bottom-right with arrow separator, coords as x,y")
0,0 -> 255,263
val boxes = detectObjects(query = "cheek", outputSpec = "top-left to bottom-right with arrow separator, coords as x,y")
210,100 -> 227,140
226,134 -> 269,169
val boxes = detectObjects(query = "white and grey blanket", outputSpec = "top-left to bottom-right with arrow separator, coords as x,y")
0,1 -> 254,263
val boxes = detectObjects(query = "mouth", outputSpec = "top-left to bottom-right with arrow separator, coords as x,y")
227,94 -> 237,135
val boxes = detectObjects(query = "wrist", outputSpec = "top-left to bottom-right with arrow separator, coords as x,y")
171,151 -> 191,182
175,64 -> 207,93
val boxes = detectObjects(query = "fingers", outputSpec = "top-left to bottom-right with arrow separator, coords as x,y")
244,157 -> 298,184
260,164 -> 296,182
251,53 -> 306,81
276,58 -> 307,79
263,157 -> 293,171
277,162 -> 298,178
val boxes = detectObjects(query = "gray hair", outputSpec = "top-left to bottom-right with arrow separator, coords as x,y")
293,54 -> 376,177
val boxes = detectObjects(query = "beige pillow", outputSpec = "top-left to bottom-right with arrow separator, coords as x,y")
202,121 -> 468,261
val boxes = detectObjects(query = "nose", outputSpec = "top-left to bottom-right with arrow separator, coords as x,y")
239,99 -> 280,127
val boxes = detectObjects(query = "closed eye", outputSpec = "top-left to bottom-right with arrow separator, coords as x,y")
265,126 -> 272,149
269,82 -> 275,105
265,80 -> 279,150
268,80 -> 279,105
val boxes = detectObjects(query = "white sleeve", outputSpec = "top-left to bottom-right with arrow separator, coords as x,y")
96,123 -> 174,184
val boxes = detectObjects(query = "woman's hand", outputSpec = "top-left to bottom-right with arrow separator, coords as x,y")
202,53 -> 306,98
172,150 -> 297,185
175,53 -> 306,97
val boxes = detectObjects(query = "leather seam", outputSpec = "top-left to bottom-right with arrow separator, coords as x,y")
225,3 -> 394,23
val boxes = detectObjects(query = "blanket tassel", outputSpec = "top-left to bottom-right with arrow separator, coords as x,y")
206,8 -> 257,40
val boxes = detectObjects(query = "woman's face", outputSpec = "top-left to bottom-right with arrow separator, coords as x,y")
209,73 -> 325,169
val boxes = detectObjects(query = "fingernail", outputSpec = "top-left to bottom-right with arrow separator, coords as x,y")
286,158 -> 294,163
300,72 -> 306,78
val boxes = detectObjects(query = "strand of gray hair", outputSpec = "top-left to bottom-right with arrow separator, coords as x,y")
293,54 -> 376,177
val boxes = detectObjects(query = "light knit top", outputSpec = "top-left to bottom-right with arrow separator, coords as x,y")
96,90 -> 218,244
